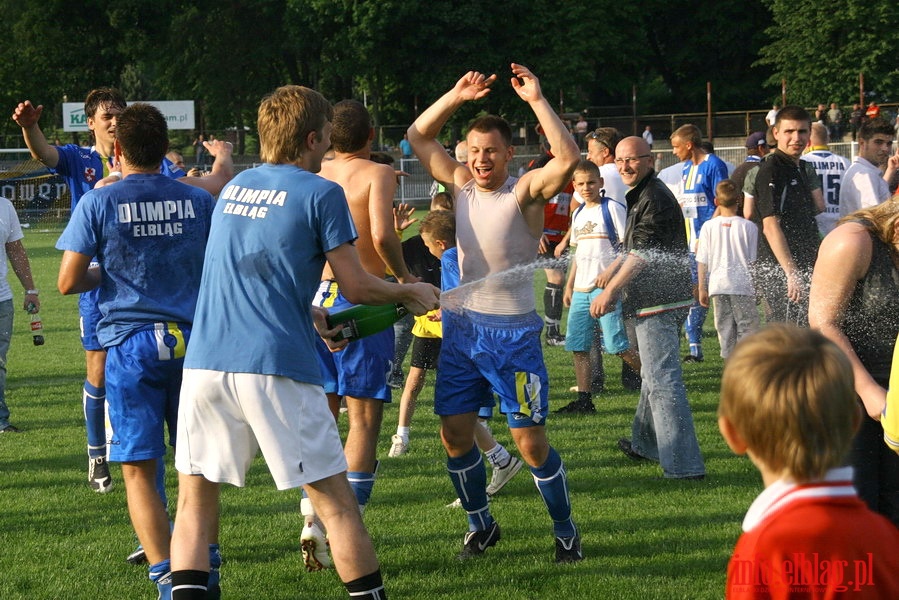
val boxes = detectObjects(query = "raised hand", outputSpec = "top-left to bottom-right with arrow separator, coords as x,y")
510,63 -> 544,103
454,71 -> 497,102
12,100 -> 43,128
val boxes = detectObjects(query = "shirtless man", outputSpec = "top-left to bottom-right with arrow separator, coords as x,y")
301,99 -> 415,571
408,63 -> 583,562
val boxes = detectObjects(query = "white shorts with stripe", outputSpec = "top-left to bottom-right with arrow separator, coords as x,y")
175,369 -> 347,490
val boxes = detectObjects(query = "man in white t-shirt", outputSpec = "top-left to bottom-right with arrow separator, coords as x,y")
765,103 -> 779,127
839,117 -> 899,218
800,122 -> 849,236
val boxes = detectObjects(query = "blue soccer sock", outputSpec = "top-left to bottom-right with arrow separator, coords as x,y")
83,381 -> 107,459
348,461 -> 379,511
447,445 -> 493,531
531,446 -> 576,538
150,558 -> 173,598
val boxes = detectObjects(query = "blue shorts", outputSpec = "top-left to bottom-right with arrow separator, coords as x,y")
564,289 -> 629,354
434,309 -> 548,428
78,289 -> 103,351
314,282 -> 393,402
106,322 -> 190,462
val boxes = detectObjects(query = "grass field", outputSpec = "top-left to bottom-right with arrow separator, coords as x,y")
0,229 -> 763,600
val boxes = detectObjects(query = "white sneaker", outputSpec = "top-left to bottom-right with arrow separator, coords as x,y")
300,522 -> 331,571
445,497 -> 463,508
388,434 -> 408,457
486,456 -> 524,496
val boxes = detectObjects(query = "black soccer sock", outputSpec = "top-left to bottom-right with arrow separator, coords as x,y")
171,570 -> 208,600
345,570 -> 387,600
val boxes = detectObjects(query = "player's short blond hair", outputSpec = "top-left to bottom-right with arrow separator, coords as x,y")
719,325 -> 857,482
258,85 -> 332,164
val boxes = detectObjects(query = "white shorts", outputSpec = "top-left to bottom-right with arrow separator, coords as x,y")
175,369 -> 347,490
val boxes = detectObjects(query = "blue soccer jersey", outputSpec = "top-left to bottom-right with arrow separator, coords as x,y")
56,174 -> 215,347
183,164 -> 358,384
54,144 -> 186,211
677,153 -> 729,252
54,144 -> 113,210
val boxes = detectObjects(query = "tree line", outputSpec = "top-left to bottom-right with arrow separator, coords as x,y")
1,0 -> 896,152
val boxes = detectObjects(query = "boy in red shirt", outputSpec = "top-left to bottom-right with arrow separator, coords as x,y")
719,325 -> 899,599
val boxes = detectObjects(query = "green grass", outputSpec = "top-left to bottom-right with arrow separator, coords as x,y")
0,230 -> 762,599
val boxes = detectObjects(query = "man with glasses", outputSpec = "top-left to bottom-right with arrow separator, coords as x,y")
589,136 -> 705,481
839,117 -> 899,218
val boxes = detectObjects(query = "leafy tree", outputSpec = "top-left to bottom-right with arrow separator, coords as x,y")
759,0 -> 899,106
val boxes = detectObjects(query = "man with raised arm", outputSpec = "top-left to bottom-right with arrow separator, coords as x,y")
407,63 -> 583,563
12,90 -> 233,498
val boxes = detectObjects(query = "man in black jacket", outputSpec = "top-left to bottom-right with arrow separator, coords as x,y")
590,136 -> 705,480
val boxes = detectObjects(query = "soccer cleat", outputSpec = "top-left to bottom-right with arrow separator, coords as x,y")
545,334 -> 566,347
88,455 -> 113,493
486,456 -> 523,496
0,424 -> 22,433
682,354 -> 704,363
445,497 -> 463,509
555,532 -> 583,563
126,545 -> 147,565
554,399 -> 596,414
458,521 -> 500,559
300,521 -> 332,571
387,434 -> 408,458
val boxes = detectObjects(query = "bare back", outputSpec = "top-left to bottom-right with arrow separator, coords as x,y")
320,155 -> 403,281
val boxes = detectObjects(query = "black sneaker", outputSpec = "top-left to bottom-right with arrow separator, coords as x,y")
555,399 -> 596,414
88,455 -> 113,493
0,424 -> 22,433
555,532 -> 583,563
457,521 -> 500,559
617,438 -> 649,461
682,354 -> 704,363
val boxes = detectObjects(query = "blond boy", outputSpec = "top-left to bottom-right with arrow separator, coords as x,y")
696,180 -> 759,359
559,160 -> 640,413
720,325 -> 899,599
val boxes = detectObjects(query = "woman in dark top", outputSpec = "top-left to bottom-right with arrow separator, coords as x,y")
810,195 -> 899,526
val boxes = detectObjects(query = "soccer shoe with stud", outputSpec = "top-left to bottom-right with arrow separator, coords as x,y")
486,456 -> 524,496
387,434 -> 408,457
126,545 -> 147,565
88,455 -> 113,493
0,424 -> 22,433
300,521 -> 332,571
555,532 -> 583,563
545,334 -> 566,347
457,521 -> 500,559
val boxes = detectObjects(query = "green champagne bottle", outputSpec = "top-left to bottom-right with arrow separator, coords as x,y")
326,303 -> 409,342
